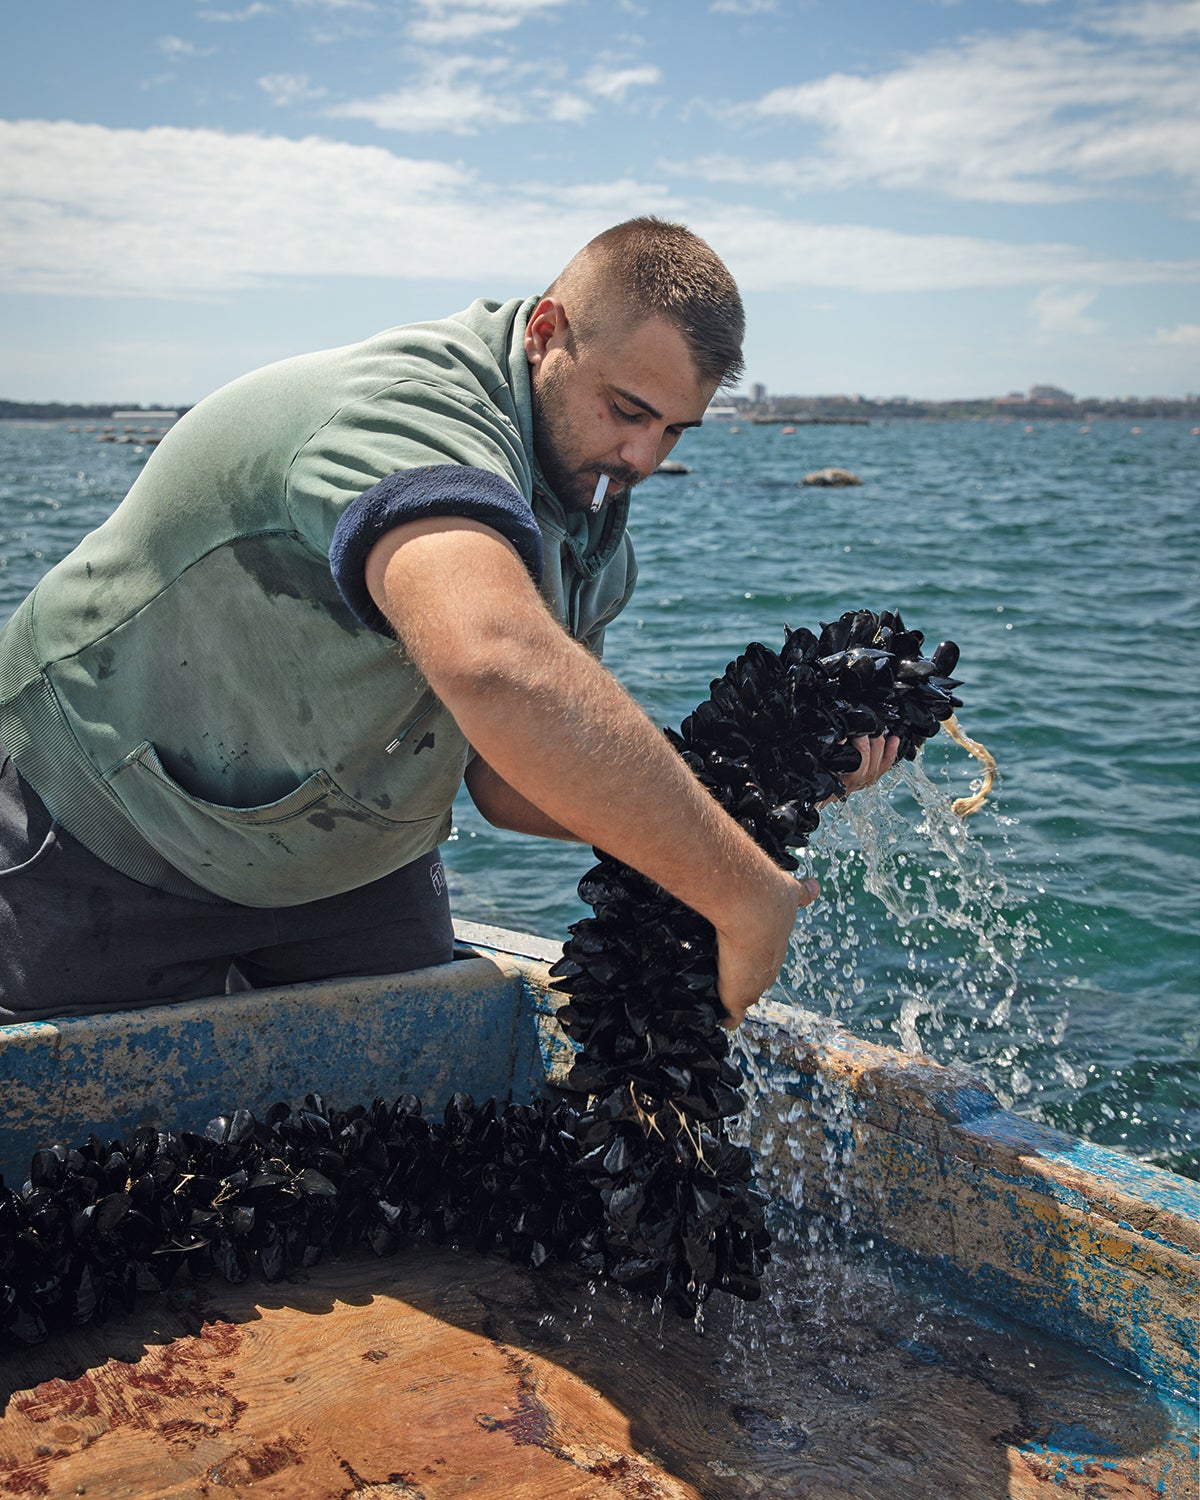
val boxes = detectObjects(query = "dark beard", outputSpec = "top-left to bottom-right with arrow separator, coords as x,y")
529,361 -> 588,512
530,362 -> 639,514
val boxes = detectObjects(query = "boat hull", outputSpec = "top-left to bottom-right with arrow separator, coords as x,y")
1,923 -> 1197,1497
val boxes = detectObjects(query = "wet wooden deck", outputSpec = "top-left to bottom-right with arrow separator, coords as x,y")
1,1243 -> 1195,1499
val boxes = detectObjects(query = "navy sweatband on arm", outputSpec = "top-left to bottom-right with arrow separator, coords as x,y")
329,464 -> 545,636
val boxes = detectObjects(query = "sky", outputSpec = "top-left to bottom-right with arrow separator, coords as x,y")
2,0 -> 1198,405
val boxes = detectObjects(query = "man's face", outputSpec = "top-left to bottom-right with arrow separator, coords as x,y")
527,309 -> 718,515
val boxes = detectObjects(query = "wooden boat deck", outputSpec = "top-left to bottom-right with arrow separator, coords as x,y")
1,1240 -> 1195,1499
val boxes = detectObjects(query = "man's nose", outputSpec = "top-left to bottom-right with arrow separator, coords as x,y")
618,428 -> 662,480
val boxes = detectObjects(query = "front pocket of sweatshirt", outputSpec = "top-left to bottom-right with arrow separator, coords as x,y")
107,741 -> 449,907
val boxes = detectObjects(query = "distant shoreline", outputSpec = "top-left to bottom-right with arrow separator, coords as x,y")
3,396 -> 1198,424
730,395 -> 1200,423
0,402 -> 191,423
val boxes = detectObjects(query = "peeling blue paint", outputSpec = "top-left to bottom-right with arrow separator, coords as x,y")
0,953 -> 544,1187
1039,1424 -> 1125,1458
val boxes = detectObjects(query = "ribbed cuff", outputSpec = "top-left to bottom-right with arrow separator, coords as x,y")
329,465 -> 544,636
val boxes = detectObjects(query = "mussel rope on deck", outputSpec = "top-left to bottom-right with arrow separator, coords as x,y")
0,608 -> 978,1343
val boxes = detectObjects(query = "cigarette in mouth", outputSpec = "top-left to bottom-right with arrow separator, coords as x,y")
590,473 -> 610,514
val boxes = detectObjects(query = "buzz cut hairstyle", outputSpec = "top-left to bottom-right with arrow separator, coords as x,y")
545,217 -> 745,389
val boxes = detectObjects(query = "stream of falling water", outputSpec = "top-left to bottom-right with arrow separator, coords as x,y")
775,755 -> 1066,1111
721,749 -> 1064,1356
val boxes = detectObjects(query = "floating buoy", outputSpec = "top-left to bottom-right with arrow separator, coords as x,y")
780,425 -> 796,435
801,467 -> 862,487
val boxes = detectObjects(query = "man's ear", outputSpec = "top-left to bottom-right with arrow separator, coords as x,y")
524,296 -> 569,369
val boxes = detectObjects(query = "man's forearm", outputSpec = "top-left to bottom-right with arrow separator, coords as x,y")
438,605 -> 782,919
366,517 -> 809,1021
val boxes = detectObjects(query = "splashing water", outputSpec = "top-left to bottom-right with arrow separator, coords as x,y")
727,745 -> 1067,1339
775,752 -> 1058,1120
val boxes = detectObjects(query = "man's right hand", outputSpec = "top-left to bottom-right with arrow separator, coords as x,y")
714,871 -> 818,1027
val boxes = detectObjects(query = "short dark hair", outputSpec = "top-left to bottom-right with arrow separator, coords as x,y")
545,217 -> 745,388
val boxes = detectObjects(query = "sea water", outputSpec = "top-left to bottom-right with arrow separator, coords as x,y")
1,416 -> 1196,1178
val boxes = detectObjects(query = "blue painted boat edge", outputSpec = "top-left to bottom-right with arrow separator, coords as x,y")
743,995 -> 1200,1228
0,946 -> 548,1188
477,942 -> 1199,1402
737,995 -> 1199,1402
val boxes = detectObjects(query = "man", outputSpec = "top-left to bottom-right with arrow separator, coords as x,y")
0,217 -> 895,1023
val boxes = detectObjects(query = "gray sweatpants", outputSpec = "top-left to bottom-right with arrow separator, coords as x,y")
0,755 -> 454,1022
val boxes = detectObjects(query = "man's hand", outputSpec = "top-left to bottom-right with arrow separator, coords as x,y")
840,732 -> 900,794
714,872 -> 818,1027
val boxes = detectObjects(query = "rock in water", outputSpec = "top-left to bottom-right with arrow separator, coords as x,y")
802,467 -> 862,486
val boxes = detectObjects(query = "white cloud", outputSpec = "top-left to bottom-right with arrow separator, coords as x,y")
555,178 -> 677,211
198,3 -> 274,19
1098,0 -> 1200,40
660,152 -> 806,190
581,63 -> 663,100
327,55 -> 526,132
739,26 -> 1200,208
547,93 -> 594,123
259,73 -> 328,106
408,0 -> 568,45
689,208 -> 1200,294
0,120 -> 589,298
2,121 -> 1198,302
1154,322 -> 1200,344
710,0 -> 778,12
1031,287 -> 1103,336
157,36 -> 217,58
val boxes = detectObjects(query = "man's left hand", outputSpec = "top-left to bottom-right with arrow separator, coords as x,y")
840,733 -> 900,794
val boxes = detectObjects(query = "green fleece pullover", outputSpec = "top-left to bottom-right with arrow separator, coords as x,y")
0,297 -> 637,906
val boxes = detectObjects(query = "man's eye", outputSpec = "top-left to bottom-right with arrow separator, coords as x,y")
612,403 -> 641,422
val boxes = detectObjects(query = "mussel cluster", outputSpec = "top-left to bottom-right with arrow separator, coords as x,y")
548,609 -> 962,1315
0,1093 -> 597,1343
0,610 -> 962,1343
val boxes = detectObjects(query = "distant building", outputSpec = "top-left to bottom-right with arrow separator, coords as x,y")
750,382 -> 767,404
705,403 -> 740,419
1028,384 -> 1074,404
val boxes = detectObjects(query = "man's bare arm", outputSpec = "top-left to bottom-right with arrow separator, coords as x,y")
366,515 -> 814,1024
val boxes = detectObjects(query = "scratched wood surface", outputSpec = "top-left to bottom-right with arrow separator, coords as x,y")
0,1245 -> 1194,1500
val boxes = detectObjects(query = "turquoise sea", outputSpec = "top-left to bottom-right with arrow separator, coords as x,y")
1,416 -> 1197,1179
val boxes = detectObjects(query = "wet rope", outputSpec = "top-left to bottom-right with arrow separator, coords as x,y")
943,713 -> 996,817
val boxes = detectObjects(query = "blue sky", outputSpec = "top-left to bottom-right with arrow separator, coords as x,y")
2,0 -> 1197,403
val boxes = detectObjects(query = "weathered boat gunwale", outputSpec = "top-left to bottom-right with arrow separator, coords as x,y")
1,919 -> 1196,1406
738,998 -> 1198,1402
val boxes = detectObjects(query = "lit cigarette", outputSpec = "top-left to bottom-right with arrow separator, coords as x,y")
590,473 -> 609,514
